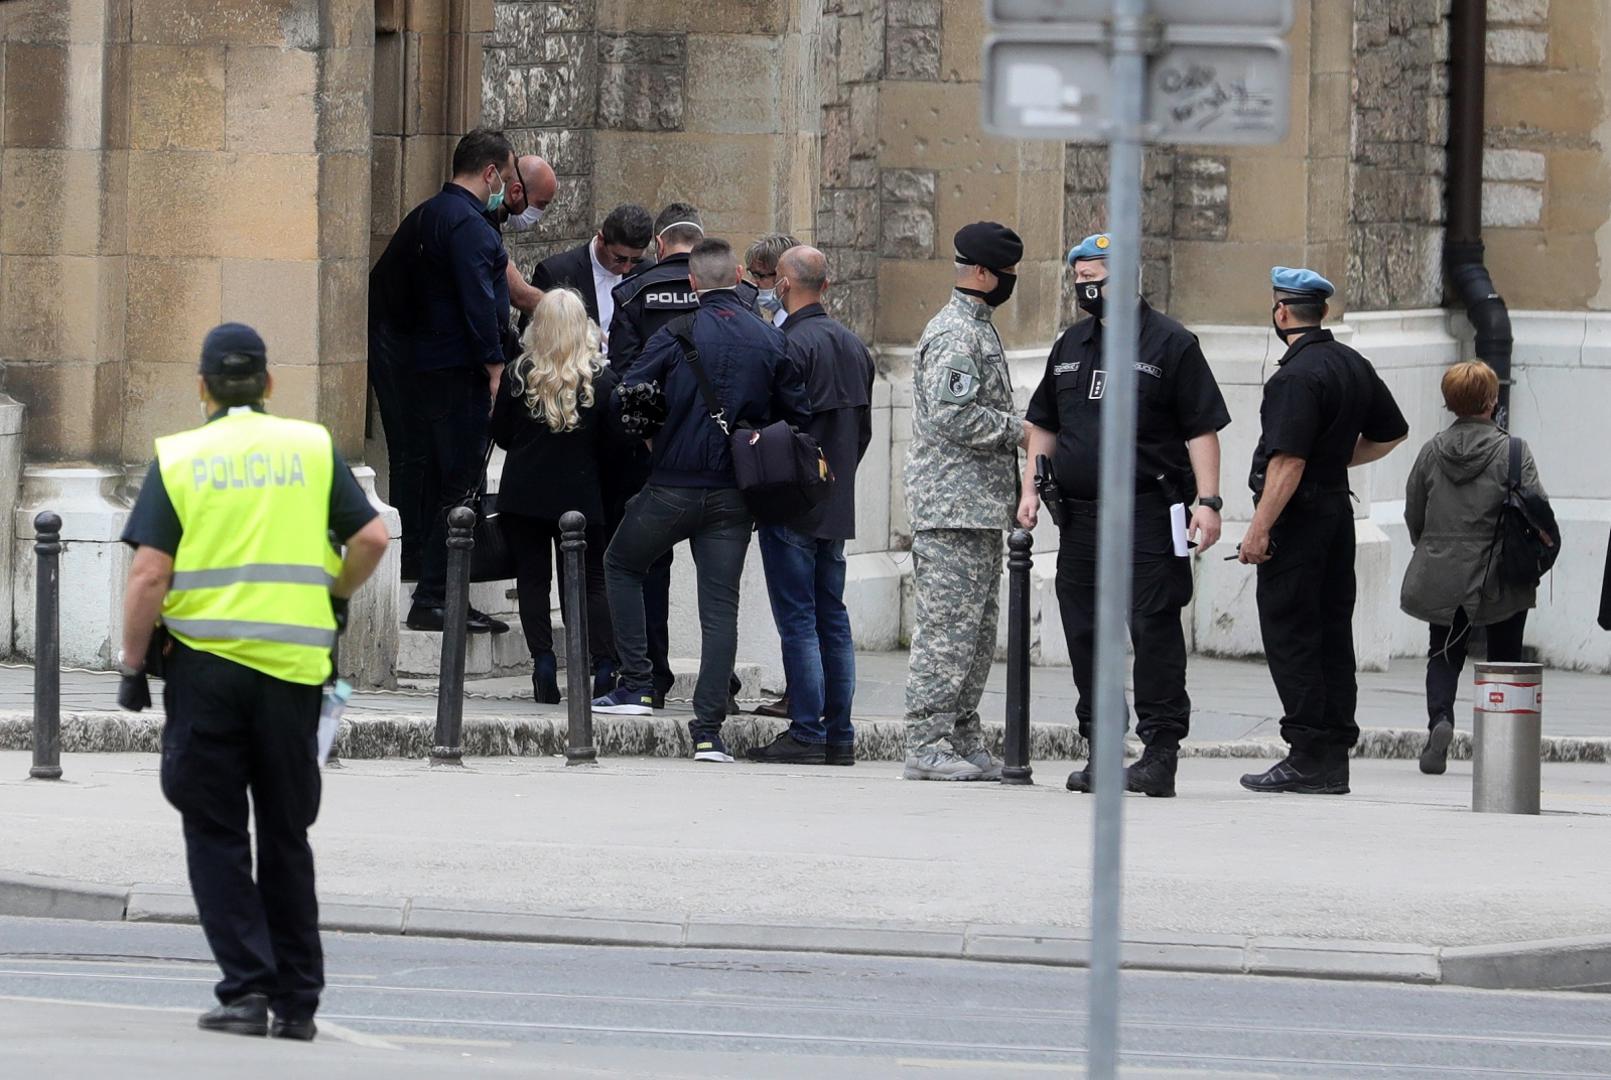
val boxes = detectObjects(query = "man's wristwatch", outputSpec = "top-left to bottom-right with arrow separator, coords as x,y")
1198,495 -> 1224,513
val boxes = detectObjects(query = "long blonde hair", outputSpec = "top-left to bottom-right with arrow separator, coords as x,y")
510,287 -> 600,432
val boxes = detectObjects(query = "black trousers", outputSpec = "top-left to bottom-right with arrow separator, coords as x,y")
499,511 -> 616,665
367,322 -> 426,579
1255,493 -> 1358,756
1056,495 -> 1194,752
414,366 -> 491,608
158,642 -> 323,1020
1426,608 -> 1528,729
605,488 -> 674,693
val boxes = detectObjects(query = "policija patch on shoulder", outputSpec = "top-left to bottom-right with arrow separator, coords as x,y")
941,366 -> 977,403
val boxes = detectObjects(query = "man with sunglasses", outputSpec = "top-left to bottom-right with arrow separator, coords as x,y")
532,204 -> 654,341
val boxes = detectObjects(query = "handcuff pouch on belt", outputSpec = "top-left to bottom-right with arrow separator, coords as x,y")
1034,454 -> 1066,527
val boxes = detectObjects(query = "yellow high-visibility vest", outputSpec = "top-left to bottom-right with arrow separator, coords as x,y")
155,409 -> 343,686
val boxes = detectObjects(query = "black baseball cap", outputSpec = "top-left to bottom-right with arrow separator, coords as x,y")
198,322 -> 268,375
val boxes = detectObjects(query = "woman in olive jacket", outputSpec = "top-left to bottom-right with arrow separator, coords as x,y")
1401,360 -> 1544,775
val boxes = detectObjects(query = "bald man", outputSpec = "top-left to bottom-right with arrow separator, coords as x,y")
497,154 -> 559,314
745,246 -> 877,766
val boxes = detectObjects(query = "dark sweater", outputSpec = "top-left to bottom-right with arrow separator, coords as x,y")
780,303 -> 874,539
490,364 -> 622,525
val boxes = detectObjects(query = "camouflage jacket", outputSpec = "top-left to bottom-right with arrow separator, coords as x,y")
905,290 -> 1021,532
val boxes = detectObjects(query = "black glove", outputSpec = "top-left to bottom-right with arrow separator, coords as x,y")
618,381 -> 668,437
332,596 -> 349,634
117,669 -> 151,712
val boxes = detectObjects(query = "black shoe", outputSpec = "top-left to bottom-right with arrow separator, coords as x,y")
744,731 -> 828,764
652,675 -> 675,711
468,607 -> 510,634
270,1016 -> 317,1041
1239,753 -> 1350,794
1420,719 -> 1454,776
754,695 -> 791,719
198,993 -> 269,1037
592,657 -> 619,699
1125,748 -> 1178,798
405,604 -> 446,632
1065,759 -> 1093,793
531,653 -> 560,705
825,743 -> 855,766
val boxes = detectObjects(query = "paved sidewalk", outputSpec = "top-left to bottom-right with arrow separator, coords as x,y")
2,650 -> 1605,741
4,751 -> 1611,956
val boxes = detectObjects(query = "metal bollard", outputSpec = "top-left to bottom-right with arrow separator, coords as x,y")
30,512 -> 62,781
1002,528 -> 1034,785
559,511 -> 597,765
431,505 -> 476,767
1472,661 -> 1543,814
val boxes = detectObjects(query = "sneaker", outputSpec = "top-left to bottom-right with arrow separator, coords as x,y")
1239,753 -> 1350,795
1420,719 -> 1454,776
1125,747 -> 1178,798
962,749 -> 1003,781
197,993 -> 269,1037
754,695 -> 791,719
693,735 -> 736,763
744,731 -> 827,764
593,687 -> 654,715
902,747 -> 986,781
1065,759 -> 1093,793
825,743 -> 855,766
469,607 -> 510,635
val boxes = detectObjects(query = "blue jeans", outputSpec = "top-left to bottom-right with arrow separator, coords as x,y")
605,485 -> 752,737
757,525 -> 855,746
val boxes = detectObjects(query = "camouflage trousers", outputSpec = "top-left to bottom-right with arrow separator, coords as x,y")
903,528 -> 1003,753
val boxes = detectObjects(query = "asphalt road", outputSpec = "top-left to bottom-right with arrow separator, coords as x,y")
2,918 -> 1610,1078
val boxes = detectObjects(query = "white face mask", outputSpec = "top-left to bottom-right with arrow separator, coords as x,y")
507,204 -> 544,232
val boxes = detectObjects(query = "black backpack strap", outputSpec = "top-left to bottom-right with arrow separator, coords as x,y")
1508,435 -> 1523,491
668,315 -> 731,436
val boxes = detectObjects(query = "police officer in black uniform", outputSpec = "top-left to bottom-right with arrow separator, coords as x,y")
603,203 -> 756,707
1238,267 -> 1408,795
1021,233 -> 1230,799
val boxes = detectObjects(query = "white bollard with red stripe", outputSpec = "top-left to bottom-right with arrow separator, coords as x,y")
1472,661 -> 1543,815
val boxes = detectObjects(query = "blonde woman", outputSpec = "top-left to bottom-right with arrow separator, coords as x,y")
490,288 -> 623,703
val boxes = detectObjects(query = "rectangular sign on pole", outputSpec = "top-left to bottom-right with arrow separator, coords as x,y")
983,35 -> 1289,144
988,0 -> 1292,31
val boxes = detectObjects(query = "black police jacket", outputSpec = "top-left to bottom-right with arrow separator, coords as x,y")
606,252 -> 758,374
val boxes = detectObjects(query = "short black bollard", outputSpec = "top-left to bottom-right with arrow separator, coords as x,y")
559,511 -> 597,765
30,512 -> 62,781
1002,527 -> 1034,785
431,505 -> 476,767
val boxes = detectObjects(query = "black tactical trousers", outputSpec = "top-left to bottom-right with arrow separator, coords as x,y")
1056,494 -> 1194,752
159,642 -> 324,1021
1255,493 -> 1359,756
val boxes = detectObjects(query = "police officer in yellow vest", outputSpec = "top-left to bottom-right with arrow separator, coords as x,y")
117,323 -> 389,1041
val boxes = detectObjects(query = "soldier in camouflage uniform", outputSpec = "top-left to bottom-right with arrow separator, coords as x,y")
903,222 -> 1029,781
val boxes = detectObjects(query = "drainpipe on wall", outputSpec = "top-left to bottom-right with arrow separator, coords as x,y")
1446,0 -> 1515,425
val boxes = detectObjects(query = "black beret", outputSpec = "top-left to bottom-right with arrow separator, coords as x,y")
199,322 -> 268,376
953,221 -> 1024,273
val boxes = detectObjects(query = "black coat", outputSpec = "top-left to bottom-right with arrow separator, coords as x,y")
1600,526 -> 1611,631
531,241 -> 600,325
490,364 -> 622,526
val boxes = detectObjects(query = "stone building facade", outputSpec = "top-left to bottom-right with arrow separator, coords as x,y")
0,0 -> 1608,681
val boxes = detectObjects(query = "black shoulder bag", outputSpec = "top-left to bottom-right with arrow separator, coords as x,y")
463,438 -> 517,583
668,323 -> 834,525
1491,436 -> 1561,589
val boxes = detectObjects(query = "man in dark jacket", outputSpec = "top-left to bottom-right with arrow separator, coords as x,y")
373,127 -> 515,635
595,239 -> 811,765
531,204 -> 653,332
744,246 -> 874,766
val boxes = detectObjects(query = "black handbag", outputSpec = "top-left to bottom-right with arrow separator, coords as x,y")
668,324 -> 833,525
1490,436 -> 1560,589
462,441 -> 517,583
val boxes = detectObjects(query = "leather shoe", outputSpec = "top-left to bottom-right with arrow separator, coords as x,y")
270,1016 -> 317,1041
753,695 -> 791,719
197,993 -> 268,1037
744,731 -> 827,764
405,605 -> 508,634
825,743 -> 855,766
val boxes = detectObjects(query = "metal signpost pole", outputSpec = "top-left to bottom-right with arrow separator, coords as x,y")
1088,2 -> 1150,1075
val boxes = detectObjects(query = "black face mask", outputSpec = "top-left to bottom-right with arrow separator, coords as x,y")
1272,303 -> 1320,344
1076,278 -> 1107,320
959,269 -> 1017,308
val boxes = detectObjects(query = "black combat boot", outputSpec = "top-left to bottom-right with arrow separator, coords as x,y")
1125,746 -> 1177,798
1065,758 -> 1093,793
1420,718 -> 1454,776
197,993 -> 269,1037
270,1015 -> 317,1041
1239,749 -> 1349,794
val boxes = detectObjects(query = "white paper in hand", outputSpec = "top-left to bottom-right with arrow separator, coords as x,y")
318,679 -> 352,766
1169,502 -> 1190,557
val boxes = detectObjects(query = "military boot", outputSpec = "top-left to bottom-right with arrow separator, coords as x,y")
962,748 -> 1003,781
197,993 -> 269,1037
1065,758 -> 1093,793
903,747 -> 985,781
1124,747 -> 1177,798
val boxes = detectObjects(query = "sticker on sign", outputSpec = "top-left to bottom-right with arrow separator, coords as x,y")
988,0 -> 1293,31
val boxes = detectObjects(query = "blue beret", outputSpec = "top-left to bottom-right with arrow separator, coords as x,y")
1067,233 -> 1112,264
1270,266 -> 1334,300
199,322 -> 268,375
